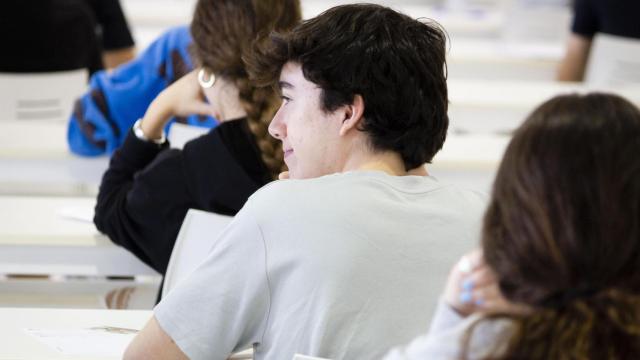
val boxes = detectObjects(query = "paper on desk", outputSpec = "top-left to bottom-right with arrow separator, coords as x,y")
24,326 -> 137,356
168,122 -> 210,150
56,206 -> 95,223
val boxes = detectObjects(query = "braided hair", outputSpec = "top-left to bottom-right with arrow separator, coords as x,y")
190,0 -> 300,178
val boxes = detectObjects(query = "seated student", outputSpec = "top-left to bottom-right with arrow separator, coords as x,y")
124,4 -> 486,360
93,0 -> 300,282
557,0 -> 640,81
67,22 -> 198,156
69,0 -> 299,156
1,0 -> 135,75
384,93 -> 640,359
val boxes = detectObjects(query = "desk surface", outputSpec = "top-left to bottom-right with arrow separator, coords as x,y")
0,307 -> 254,360
125,1 -> 503,50
450,38 -> 563,62
449,79 -> 640,108
0,196 -> 157,276
433,133 -> 509,169
0,196 -> 105,246
0,121 -> 107,196
0,307 -> 151,360
0,121 -> 69,158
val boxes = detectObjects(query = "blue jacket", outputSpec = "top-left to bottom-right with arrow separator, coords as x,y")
67,26 -> 217,156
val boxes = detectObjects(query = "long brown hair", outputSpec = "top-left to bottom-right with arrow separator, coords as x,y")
470,93 -> 640,359
190,0 -> 301,178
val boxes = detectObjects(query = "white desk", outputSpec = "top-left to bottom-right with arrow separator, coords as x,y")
447,38 -> 563,81
429,133 -> 508,193
0,196 -> 158,277
124,0 -> 503,49
438,81 -> 640,192
448,80 -> 640,134
121,0 -> 193,28
0,307 -> 151,360
0,120 -> 204,197
0,157 -> 106,196
0,121 -> 107,196
301,2 -> 502,37
434,133 -> 508,169
0,307 -> 253,360
0,277 -> 160,309
0,121 -> 69,158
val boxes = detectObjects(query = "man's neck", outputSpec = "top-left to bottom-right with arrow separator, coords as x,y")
343,150 -> 408,176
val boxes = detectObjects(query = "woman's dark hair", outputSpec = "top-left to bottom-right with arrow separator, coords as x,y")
470,93 -> 640,359
247,4 -> 449,170
190,0 -> 301,178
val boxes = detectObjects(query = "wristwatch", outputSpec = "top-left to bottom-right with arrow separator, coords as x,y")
133,119 -> 166,145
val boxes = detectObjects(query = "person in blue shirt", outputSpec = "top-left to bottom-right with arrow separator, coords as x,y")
67,25 -> 216,156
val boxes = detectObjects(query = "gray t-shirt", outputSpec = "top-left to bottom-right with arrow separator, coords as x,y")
155,171 -> 486,360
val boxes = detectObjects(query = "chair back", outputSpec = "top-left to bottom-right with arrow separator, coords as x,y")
167,122 -> 209,150
585,33 -> 640,86
162,209 -> 232,298
0,69 -> 87,122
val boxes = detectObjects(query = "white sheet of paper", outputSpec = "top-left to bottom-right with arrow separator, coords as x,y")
56,206 -> 95,223
24,326 -> 137,357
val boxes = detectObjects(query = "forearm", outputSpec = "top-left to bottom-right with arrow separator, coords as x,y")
97,129 -> 166,199
557,55 -> 587,81
94,130 -> 168,269
125,316 -> 188,360
140,93 -> 175,140
556,34 -> 592,82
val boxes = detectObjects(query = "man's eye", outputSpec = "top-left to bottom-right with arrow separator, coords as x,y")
280,95 -> 291,103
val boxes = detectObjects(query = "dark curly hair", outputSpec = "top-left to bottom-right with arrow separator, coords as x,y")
247,3 -> 449,169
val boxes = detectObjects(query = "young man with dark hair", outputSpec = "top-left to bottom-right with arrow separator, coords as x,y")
125,4 -> 485,360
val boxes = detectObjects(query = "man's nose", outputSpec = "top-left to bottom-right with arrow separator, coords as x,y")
268,111 -> 285,140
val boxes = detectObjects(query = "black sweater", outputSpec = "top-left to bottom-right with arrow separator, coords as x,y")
94,118 -> 271,275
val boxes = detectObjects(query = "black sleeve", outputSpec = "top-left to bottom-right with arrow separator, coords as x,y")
89,0 -> 135,50
94,121 -> 268,276
571,0 -> 598,38
94,130 -> 189,275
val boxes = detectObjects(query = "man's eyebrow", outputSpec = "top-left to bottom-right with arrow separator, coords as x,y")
278,81 -> 293,90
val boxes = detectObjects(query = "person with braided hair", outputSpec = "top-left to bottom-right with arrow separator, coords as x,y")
94,0 -> 299,286
385,93 -> 640,359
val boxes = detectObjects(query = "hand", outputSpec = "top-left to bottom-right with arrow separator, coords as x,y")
444,250 -> 527,317
140,70 -> 215,140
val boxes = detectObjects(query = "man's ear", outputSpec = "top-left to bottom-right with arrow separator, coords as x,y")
339,94 -> 365,137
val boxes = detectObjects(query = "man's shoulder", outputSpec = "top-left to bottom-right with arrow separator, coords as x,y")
249,176 -> 332,203
240,174 -> 350,216
247,172 -> 487,206
433,183 -> 488,208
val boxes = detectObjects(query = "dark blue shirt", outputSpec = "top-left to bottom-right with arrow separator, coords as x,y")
572,0 -> 640,39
